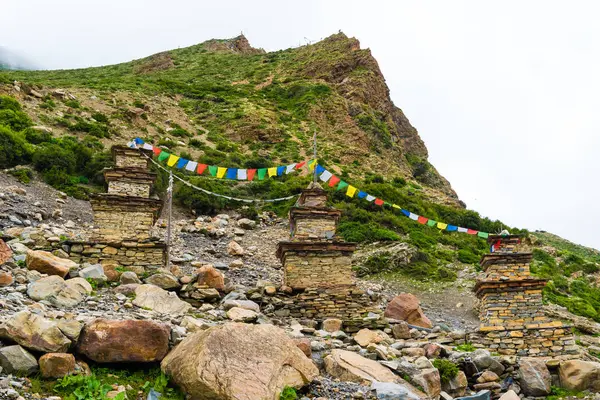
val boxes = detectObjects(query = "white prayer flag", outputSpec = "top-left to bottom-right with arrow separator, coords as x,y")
237,169 -> 248,180
458,227 -> 468,233
319,170 -> 333,182
366,195 -> 376,202
285,163 -> 297,174
142,143 -> 153,150
185,161 -> 198,172
409,212 -> 419,220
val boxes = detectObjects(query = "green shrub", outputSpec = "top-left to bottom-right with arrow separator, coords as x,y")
0,95 -> 22,112
279,386 -> 297,400
432,359 -> 459,384
33,144 -> 77,173
0,109 -> 33,131
454,343 -> 476,352
0,126 -> 32,168
53,374 -> 117,400
91,112 -> 109,123
24,127 -> 53,144
8,168 -> 33,183
64,99 -> 81,109
457,249 -> 480,264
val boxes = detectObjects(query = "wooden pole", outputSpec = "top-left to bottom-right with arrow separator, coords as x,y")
165,171 -> 173,271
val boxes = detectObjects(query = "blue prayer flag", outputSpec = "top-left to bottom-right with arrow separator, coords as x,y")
447,225 -> 458,232
276,166 -> 286,176
315,164 -> 325,175
175,158 -> 188,169
226,168 -> 238,179
357,191 -> 367,199
134,137 -> 144,145
401,209 -> 411,217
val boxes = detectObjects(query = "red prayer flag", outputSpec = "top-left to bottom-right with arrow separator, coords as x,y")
328,175 -> 341,187
197,164 -> 208,175
374,198 -> 384,206
152,147 -> 161,156
247,169 -> 257,181
295,161 -> 306,169
417,216 -> 428,224
467,229 -> 478,235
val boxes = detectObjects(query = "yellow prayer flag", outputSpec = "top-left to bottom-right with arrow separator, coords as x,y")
167,155 -> 180,167
308,159 -> 317,171
268,167 -> 277,177
217,167 -> 227,178
346,185 -> 357,198
392,204 -> 401,209
437,222 -> 448,230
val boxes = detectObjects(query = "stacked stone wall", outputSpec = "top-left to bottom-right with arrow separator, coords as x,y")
470,327 -> 577,357
479,288 -> 550,329
293,218 -> 336,241
481,263 -> 532,281
283,251 -> 354,289
115,154 -> 148,169
56,241 -> 165,268
266,286 -> 383,332
107,180 -> 151,198
92,210 -> 155,242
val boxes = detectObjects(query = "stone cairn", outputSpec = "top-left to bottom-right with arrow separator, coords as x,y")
271,182 -> 382,332
470,234 -> 577,357
64,146 -> 166,275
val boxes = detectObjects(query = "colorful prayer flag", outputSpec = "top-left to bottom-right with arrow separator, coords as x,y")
328,175 -> 341,187
346,185 -> 357,198
320,170 -> 333,182
366,195 -> 375,202
257,168 -> 267,180
477,232 -> 489,239
285,164 -> 296,174
175,158 -> 188,169
357,191 -> 367,199
417,216 -> 428,224
217,167 -> 227,178
226,168 -> 237,179
167,155 -> 180,167
337,181 -> 349,191
142,143 -> 153,151
427,220 -> 437,227
308,160 -> 317,171
374,198 -> 384,206
392,204 -> 401,209
437,222 -> 448,230
315,165 -> 325,176
268,167 -> 277,177
401,209 -> 410,217
158,151 -> 170,162
458,227 -> 468,233
208,166 -> 218,177
247,169 -> 257,181
467,229 -> 478,235
185,161 -> 198,172
237,169 -> 247,180
152,147 -> 161,156
197,164 -> 208,175
295,161 -> 306,169
409,212 -> 419,221
277,166 -> 286,176
134,138 -> 144,145
447,225 -> 458,232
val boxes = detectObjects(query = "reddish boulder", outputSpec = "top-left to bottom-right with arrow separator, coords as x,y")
294,338 -> 312,358
0,239 -> 13,264
26,250 -> 77,278
196,265 -> 225,291
384,293 -> 432,328
77,319 -> 170,363
0,271 -> 13,287
39,353 -> 76,378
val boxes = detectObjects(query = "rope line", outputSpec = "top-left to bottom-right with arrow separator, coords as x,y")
143,152 -> 299,203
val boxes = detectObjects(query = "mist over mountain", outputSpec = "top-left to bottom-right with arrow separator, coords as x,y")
0,46 -> 39,71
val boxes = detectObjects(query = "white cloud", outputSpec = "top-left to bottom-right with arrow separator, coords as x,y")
1,0 -> 598,248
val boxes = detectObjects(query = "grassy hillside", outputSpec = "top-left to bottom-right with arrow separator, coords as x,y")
0,33 -> 599,321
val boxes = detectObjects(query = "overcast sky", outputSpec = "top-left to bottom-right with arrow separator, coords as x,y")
2,1 -> 599,250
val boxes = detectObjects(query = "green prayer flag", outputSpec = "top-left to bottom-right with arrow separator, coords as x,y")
336,181 -> 349,191
477,232 -> 489,239
208,165 -> 218,177
158,151 -> 170,162
426,220 -> 437,227
257,168 -> 267,180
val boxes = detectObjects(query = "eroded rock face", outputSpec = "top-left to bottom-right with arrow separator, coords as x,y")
27,276 -> 92,307
161,323 -> 318,400
0,310 -> 71,353
132,284 -> 192,315
26,249 -> 77,278
384,293 -> 432,328
559,360 -> 600,392
518,357 -> 551,396
77,319 -> 170,363
39,353 -> 76,378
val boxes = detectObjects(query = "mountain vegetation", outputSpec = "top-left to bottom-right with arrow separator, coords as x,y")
0,33 -> 599,320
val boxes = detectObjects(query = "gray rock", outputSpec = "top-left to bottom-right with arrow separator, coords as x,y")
237,218 -> 256,230
120,271 -> 141,284
0,345 -> 38,376
222,299 -> 260,312
27,276 -> 92,307
370,382 -> 421,400
79,264 -> 107,282
472,349 -> 494,370
145,273 -> 181,290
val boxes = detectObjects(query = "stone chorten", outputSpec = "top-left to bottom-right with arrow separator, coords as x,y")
67,146 -> 166,271
274,183 -> 380,331
472,234 -> 576,357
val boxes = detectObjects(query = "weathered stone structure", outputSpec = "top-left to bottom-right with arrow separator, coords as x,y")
269,183 -> 381,331
65,146 -> 165,271
470,235 -> 576,357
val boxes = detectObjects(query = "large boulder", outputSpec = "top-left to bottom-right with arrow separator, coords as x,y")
26,249 -> 77,278
27,275 -> 92,307
0,310 -> 71,352
161,323 -> 318,400
384,293 -> 432,328
226,307 -> 258,322
145,272 -> 181,290
371,382 -> 422,400
132,284 -> 192,315
0,345 -> 38,376
412,368 -> 441,399
443,370 -> 468,397
325,349 -> 402,384
0,239 -> 13,264
559,360 -> 600,392
196,265 -> 225,291
518,357 -> 551,396
78,319 -> 170,363
39,353 -> 76,378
